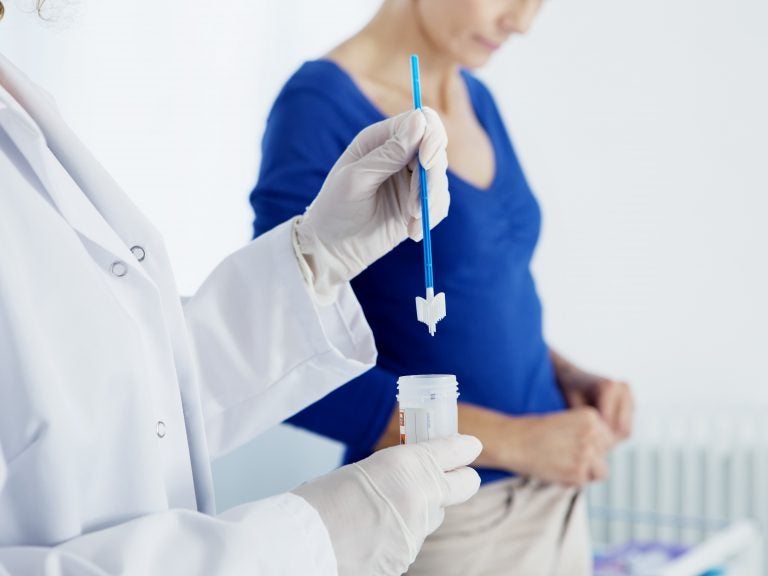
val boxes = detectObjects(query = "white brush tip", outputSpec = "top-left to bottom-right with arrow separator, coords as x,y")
415,292 -> 446,335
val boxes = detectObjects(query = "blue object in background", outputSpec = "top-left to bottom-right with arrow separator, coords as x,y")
250,60 -> 567,485
594,542 -> 690,575
410,54 -> 434,295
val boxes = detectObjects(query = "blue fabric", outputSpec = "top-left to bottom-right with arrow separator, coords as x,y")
251,60 -> 566,485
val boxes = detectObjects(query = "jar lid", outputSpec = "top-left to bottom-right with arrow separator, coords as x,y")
397,374 -> 458,393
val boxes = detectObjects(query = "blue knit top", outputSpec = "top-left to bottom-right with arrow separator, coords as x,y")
250,60 -> 566,484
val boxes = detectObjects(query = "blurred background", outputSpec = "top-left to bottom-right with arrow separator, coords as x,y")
2,0 -> 767,572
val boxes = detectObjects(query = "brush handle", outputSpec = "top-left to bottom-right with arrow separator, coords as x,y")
411,54 -> 434,291
419,164 -> 434,290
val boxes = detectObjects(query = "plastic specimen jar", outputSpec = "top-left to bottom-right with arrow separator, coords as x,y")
397,375 -> 459,445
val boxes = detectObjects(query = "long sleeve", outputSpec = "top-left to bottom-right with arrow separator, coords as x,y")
0,168 -> 345,574
184,219 -> 377,459
0,492 -> 336,575
0,190 -> 343,574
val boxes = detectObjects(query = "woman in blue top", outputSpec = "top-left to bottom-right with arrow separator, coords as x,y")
251,0 -> 634,574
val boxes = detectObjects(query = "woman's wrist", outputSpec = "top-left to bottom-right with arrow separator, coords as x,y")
460,406 -> 533,473
492,416 -> 533,473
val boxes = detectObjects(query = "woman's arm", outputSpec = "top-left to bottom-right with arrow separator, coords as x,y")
375,401 -> 615,486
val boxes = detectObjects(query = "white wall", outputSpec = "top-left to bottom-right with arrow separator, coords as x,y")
2,0 -> 766,508
495,0 -> 768,410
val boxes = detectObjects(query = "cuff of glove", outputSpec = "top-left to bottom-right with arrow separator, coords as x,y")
292,216 -> 349,306
291,217 -> 317,288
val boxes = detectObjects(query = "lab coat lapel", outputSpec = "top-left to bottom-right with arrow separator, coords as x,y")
0,109 -> 138,272
0,53 -> 156,284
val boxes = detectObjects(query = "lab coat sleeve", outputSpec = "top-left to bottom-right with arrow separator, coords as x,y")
183,219 -> 377,458
0,492 -> 337,575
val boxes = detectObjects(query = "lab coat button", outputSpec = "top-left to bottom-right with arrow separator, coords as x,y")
111,261 -> 128,277
130,245 -> 146,262
156,421 -> 166,438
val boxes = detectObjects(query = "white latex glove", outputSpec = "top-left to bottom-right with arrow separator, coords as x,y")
294,107 -> 450,302
293,435 -> 482,576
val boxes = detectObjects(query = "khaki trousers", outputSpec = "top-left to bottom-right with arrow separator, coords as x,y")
405,477 -> 592,576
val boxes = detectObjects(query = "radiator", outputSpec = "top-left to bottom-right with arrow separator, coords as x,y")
588,406 -> 768,574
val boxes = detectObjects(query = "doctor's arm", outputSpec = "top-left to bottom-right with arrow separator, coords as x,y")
187,108 -> 450,459
0,438 -> 481,576
0,490 -> 340,575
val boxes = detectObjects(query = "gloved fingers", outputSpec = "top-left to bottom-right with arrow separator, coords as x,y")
426,154 -> 450,223
404,107 -> 449,235
407,219 -> 423,241
406,152 -> 450,240
427,507 -> 446,536
405,146 -> 449,216
442,466 -> 482,507
422,435 -> 483,472
417,107 -> 448,170
343,110 -> 426,178
343,108 -> 444,168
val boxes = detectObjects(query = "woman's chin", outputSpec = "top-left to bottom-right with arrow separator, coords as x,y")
459,52 -> 494,70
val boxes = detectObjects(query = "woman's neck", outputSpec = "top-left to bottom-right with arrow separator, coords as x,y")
328,0 -> 462,114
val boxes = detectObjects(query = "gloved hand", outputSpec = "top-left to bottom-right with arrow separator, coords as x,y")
293,435 -> 482,576
294,107 -> 450,302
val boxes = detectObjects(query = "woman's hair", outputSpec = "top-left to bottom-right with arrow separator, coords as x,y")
0,1 -> 47,20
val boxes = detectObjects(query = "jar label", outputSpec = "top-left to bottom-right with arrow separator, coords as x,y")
399,407 -> 432,444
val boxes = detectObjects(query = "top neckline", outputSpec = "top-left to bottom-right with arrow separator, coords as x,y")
308,58 -> 502,193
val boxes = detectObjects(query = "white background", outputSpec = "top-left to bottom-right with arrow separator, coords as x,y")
1,0 -> 766,510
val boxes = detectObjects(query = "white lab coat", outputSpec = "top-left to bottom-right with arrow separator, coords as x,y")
0,52 -> 376,575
